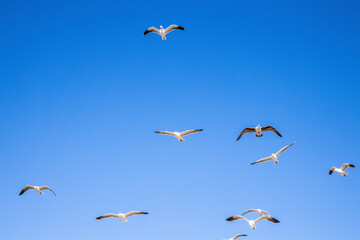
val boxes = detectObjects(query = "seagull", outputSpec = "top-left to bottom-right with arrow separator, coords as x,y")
237,125 -> 282,140
223,234 -> 247,240
329,163 -> 355,176
154,129 -> 203,142
242,209 -> 270,216
19,185 -> 56,196
250,143 -> 294,165
226,215 -> 279,229
144,25 -> 185,40
96,211 -> 148,222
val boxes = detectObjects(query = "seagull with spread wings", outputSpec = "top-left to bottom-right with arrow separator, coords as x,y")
19,185 -> 56,196
223,234 -> 247,240
329,163 -> 355,176
154,129 -> 203,142
242,209 -> 270,216
226,215 -> 279,229
237,125 -> 282,140
96,211 -> 148,222
144,25 -> 185,40
250,143 -> 294,165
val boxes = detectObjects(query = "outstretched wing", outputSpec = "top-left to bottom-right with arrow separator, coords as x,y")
242,209 -> 257,215
19,185 -> 34,196
329,167 -> 335,175
275,143 -> 294,157
39,186 -> 56,196
226,215 -> 248,222
96,213 -> 119,219
236,128 -> 256,141
180,129 -> 203,137
165,25 -> 185,34
261,126 -> 282,137
144,27 -> 160,35
250,156 -> 272,165
340,163 -> 355,171
233,234 -> 247,239
154,131 -> 176,136
124,211 -> 148,218
255,215 -> 279,223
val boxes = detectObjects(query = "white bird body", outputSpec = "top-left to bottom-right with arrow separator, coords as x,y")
255,125 -> 262,136
118,213 -> 128,222
270,154 -> 278,164
329,163 -> 355,176
159,26 -> 166,40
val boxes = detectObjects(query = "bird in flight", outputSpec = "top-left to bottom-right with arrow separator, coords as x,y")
242,209 -> 270,216
19,185 -> 56,196
154,129 -> 203,142
329,163 -> 355,176
223,234 -> 247,240
237,125 -> 282,140
226,215 -> 279,229
144,25 -> 185,40
250,143 -> 294,165
96,211 -> 148,222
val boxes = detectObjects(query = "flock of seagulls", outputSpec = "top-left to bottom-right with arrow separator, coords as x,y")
18,24 -> 356,239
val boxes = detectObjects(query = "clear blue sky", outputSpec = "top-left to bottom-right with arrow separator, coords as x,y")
1,0 -> 359,239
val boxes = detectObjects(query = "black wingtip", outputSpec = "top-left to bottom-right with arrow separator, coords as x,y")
226,217 -> 234,221
349,164 -> 355,168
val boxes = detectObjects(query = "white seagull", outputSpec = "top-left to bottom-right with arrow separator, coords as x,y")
144,25 -> 185,40
154,129 -> 203,142
19,185 -> 56,196
242,209 -> 270,216
250,143 -> 294,165
223,234 -> 247,240
96,211 -> 148,222
329,163 -> 355,176
237,125 -> 282,140
226,215 -> 279,229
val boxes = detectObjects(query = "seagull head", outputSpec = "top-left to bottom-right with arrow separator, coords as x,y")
160,25 -> 163,29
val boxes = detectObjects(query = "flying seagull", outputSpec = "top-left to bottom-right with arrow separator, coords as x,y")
19,185 -> 56,196
237,125 -> 282,140
223,234 -> 247,240
329,163 -> 355,176
144,25 -> 185,40
242,209 -> 270,216
226,215 -> 279,229
154,129 -> 203,142
96,211 -> 148,222
250,143 -> 294,165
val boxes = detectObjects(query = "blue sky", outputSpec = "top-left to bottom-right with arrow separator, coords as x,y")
1,0 -> 360,239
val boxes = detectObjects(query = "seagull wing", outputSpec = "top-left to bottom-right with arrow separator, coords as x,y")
124,211 -> 148,218
260,210 -> 270,215
144,27 -> 160,35
340,163 -> 355,171
242,209 -> 257,215
250,156 -> 272,165
255,215 -> 279,223
96,213 -> 119,219
165,25 -> 185,34
233,234 -> 247,239
39,186 -> 56,196
275,143 -> 294,157
154,131 -> 176,136
236,128 -> 256,141
261,126 -> 282,137
180,129 -> 203,137
226,215 -> 248,222
19,185 -> 35,196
